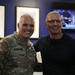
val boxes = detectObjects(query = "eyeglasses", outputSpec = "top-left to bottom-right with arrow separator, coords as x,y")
47,20 -> 62,23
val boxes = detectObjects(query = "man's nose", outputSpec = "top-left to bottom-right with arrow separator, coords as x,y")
27,25 -> 31,29
53,21 -> 58,25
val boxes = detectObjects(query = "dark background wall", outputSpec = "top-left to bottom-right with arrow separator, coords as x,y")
0,0 -> 75,42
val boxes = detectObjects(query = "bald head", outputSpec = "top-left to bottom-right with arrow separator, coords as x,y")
45,11 -> 62,22
19,14 -> 35,24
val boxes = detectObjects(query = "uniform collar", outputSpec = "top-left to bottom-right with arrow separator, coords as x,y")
13,32 -> 31,46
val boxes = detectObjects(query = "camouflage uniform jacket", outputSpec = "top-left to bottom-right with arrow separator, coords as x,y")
0,32 -> 37,75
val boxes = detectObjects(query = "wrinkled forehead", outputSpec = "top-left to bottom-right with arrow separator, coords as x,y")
47,13 -> 62,21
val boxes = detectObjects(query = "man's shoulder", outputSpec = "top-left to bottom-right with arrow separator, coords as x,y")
0,34 -> 13,42
64,33 -> 75,42
36,35 -> 49,43
0,33 -> 15,47
40,35 -> 49,39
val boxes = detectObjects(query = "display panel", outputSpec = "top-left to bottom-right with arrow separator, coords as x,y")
53,9 -> 75,29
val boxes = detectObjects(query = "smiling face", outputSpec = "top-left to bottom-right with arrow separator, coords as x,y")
17,14 -> 34,39
45,12 -> 63,36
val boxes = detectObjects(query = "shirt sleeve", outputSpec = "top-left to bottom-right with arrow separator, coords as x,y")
0,39 -> 10,73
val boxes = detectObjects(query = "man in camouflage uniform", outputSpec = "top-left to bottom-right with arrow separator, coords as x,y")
0,14 -> 37,75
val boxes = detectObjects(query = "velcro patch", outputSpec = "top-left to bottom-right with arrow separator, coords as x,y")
0,44 -> 3,52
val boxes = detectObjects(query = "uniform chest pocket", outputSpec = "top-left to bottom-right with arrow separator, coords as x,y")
10,46 -> 26,58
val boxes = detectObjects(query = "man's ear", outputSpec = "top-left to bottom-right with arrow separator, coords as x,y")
44,22 -> 48,29
61,21 -> 64,26
17,23 -> 19,29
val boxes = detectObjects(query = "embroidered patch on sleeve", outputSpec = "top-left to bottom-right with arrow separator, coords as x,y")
0,44 -> 3,52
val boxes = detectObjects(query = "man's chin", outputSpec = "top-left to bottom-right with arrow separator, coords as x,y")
24,35 -> 31,39
51,32 -> 60,35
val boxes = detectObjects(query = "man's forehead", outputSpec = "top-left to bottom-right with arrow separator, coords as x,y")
19,15 -> 34,24
48,14 -> 61,20
21,17 -> 34,23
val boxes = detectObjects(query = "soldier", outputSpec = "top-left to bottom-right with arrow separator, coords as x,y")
0,14 -> 37,75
